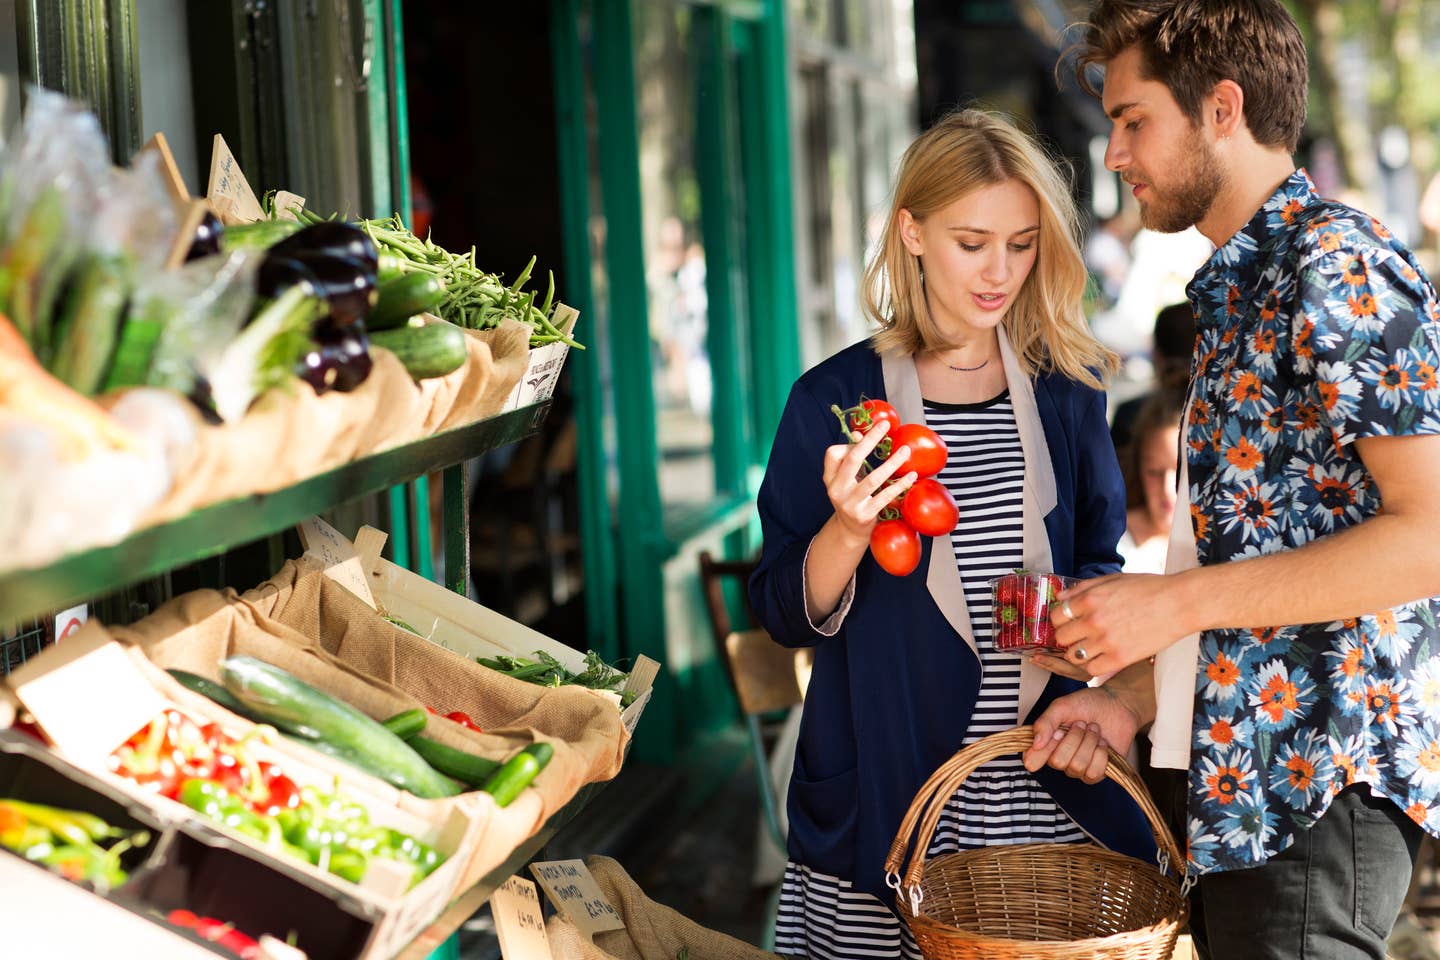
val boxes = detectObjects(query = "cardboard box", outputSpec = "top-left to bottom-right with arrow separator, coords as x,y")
3,628 -> 475,960
352,525 -> 656,737
502,305 -> 579,412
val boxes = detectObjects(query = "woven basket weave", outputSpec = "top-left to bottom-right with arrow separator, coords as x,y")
884,726 -> 1188,960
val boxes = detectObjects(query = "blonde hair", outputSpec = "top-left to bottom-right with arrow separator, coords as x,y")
864,108 -> 1117,389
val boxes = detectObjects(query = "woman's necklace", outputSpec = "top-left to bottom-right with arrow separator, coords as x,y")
944,357 -> 990,372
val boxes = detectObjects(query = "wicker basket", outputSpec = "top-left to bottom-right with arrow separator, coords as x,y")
884,726 -> 1188,960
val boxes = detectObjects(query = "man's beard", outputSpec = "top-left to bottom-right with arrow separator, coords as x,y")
1133,129 -> 1225,233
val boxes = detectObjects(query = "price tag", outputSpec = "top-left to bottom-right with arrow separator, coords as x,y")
207,134 -> 264,224
297,517 -> 378,609
8,625 -> 168,768
490,875 -> 554,960
529,860 -> 625,937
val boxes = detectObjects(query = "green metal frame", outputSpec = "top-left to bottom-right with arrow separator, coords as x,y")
16,0 -> 142,163
551,0 -> 622,663
592,0 -> 673,761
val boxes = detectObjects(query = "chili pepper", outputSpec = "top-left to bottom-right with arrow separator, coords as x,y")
445,710 -> 483,733
177,779 -> 271,840
258,768 -> 300,817
1,800 -> 102,847
327,848 -> 368,884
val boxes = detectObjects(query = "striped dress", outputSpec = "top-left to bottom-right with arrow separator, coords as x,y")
775,390 -> 1086,960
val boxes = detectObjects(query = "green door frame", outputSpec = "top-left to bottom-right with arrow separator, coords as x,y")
556,0 -> 800,762
550,0 -> 622,664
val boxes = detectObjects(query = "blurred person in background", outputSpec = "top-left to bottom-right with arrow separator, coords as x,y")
1084,208 -> 1137,308
1116,390 -> 1182,575
1109,301 -> 1195,452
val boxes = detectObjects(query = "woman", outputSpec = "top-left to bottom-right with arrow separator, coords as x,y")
748,109 -> 1156,959
1117,390 -> 1183,574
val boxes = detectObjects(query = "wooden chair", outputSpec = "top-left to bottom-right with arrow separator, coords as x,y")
696,552 -> 812,856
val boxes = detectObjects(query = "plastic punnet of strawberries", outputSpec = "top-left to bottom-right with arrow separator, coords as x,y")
990,570 -> 1075,651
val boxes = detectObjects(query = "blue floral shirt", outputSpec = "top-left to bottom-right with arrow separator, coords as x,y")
1182,170 -> 1440,875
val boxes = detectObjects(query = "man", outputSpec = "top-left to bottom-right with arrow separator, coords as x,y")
1022,2 -> 1440,957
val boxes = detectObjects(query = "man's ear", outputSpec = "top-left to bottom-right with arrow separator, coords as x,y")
1211,79 -> 1245,140
898,208 -> 924,256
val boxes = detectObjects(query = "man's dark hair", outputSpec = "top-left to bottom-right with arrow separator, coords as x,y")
1153,301 -> 1196,390
1074,0 -> 1308,153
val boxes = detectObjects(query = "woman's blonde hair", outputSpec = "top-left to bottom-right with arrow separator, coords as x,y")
864,108 -> 1117,389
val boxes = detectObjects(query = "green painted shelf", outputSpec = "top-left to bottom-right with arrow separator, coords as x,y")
0,402 -> 552,628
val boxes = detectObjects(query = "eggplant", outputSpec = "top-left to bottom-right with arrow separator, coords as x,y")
184,211 -> 225,262
296,317 -> 373,394
269,221 -> 378,273
257,256 -> 319,302
290,253 -> 377,327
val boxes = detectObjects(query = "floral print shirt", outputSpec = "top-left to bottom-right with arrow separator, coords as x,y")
1182,169 -> 1440,875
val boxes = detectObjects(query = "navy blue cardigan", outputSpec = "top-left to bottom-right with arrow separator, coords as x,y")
748,339 -> 1158,904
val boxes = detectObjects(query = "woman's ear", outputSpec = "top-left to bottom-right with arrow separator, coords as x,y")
898,208 -> 925,256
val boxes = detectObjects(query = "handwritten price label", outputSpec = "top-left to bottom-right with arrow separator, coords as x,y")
529,860 -> 625,936
490,875 -> 553,960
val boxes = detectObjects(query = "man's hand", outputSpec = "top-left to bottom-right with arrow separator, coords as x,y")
1050,572 -> 1198,677
1021,686 -> 1144,784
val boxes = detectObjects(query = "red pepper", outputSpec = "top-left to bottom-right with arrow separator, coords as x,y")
192,916 -> 261,959
167,909 -> 199,929
257,767 -> 300,817
109,715 -> 183,797
446,710 -> 482,733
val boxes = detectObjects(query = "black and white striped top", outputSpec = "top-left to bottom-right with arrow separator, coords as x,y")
775,391 -> 1084,960
925,391 -> 1084,849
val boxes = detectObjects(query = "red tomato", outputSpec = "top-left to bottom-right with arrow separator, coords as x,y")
888,423 -> 947,477
870,519 -> 921,576
848,399 -> 900,436
900,478 -> 959,537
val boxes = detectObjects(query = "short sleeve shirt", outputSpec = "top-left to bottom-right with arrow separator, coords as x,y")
1182,169 -> 1440,875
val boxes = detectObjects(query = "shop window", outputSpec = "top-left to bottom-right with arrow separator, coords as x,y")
634,4 -> 715,512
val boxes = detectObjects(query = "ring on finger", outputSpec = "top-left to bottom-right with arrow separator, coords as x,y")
1061,598 -> 1076,622
1075,645 -> 1088,662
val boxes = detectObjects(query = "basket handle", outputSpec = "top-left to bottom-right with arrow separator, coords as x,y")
883,726 -> 1184,894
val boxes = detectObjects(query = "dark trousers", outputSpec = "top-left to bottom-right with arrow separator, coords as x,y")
1143,767 -> 1423,959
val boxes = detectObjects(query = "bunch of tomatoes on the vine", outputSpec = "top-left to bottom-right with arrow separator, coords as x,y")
831,398 -> 957,577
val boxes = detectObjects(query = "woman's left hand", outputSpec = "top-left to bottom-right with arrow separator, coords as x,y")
1025,651 -> 1092,682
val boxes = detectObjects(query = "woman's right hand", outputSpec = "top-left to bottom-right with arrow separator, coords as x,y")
821,421 -> 918,544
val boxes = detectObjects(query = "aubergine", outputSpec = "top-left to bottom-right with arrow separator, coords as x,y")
297,317 -> 372,394
290,252 -> 377,327
269,221 -> 378,273
256,256 -> 320,302
184,210 -> 225,262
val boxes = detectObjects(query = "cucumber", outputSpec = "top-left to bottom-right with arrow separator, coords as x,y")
167,669 -> 255,718
381,708 -> 428,740
369,322 -> 468,380
369,272 -> 445,330
409,735 -> 502,788
217,656 -> 461,799
49,254 -> 129,395
480,742 -> 554,807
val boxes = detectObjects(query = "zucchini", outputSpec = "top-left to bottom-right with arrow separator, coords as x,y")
381,708 -> 428,740
480,742 -> 554,807
409,736 -> 501,787
369,272 -> 445,330
369,322 -> 468,380
217,656 -> 461,799
167,669 -> 255,718
49,254 -> 129,395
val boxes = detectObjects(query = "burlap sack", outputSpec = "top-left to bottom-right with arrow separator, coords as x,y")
141,348 -> 429,523
243,560 -> 628,798
545,857 -> 781,960
443,318 -> 532,429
